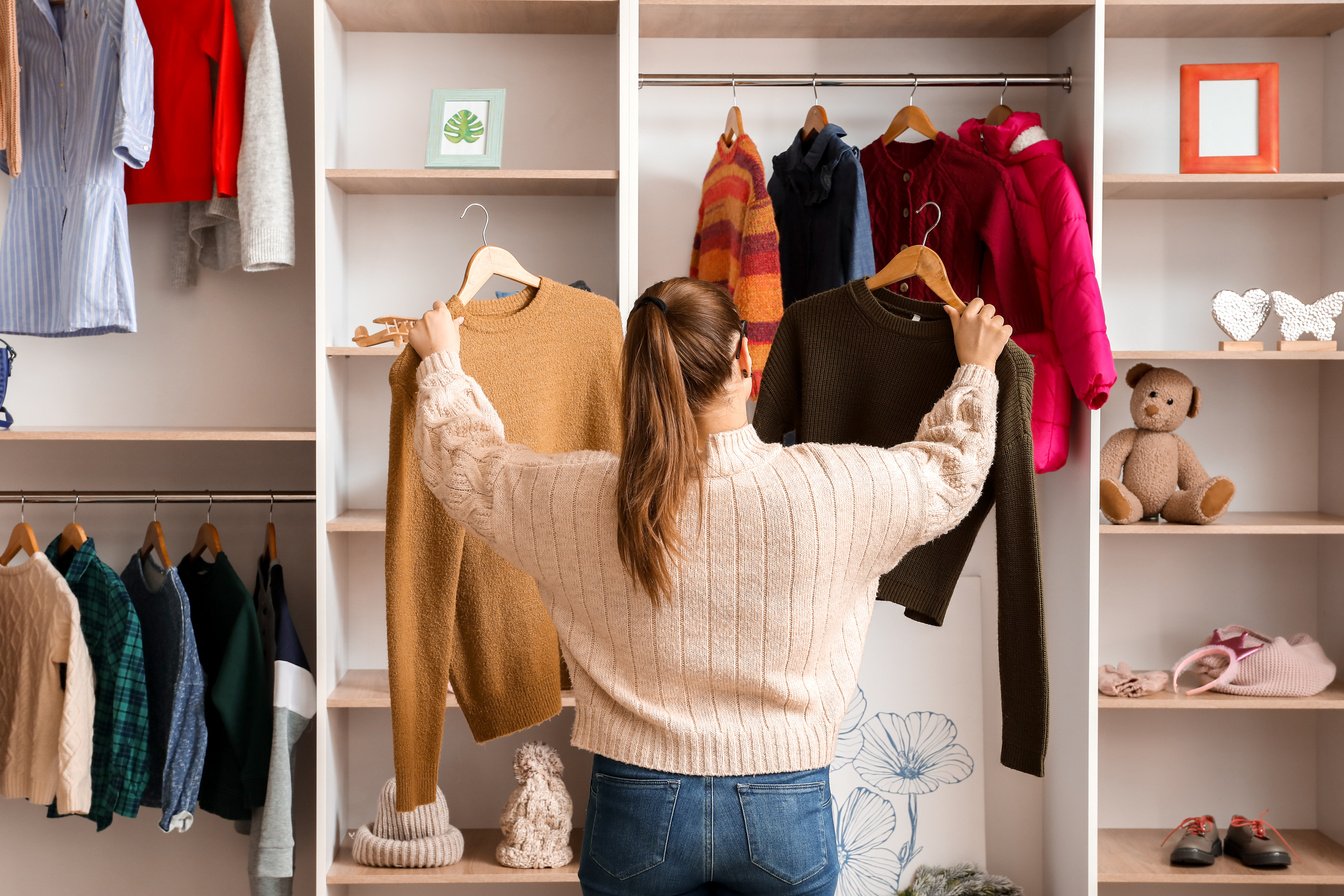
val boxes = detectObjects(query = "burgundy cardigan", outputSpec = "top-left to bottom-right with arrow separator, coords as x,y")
860,133 -> 1041,331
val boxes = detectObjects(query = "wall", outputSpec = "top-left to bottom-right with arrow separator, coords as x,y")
0,0 -> 317,892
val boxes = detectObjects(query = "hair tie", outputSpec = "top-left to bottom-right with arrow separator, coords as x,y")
633,294 -> 668,314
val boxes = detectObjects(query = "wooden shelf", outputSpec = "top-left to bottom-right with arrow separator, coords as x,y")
326,169 -> 619,197
639,0 -> 1092,38
0,427 -> 316,442
327,345 -> 401,357
1106,1 -> 1344,37
1101,681 -> 1344,711
326,0 -> 617,34
1114,350 -> 1344,361
326,510 -> 387,533
1101,512 -> 1344,536
328,828 -> 583,884
1104,174 -> 1344,201
1099,828 -> 1344,884
328,669 -> 577,710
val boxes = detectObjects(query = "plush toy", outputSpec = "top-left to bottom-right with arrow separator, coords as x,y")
1099,364 -> 1235,525
496,742 -> 573,869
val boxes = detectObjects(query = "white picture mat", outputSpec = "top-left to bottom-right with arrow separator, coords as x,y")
439,99 -> 491,155
830,576 -> 987,892
1199,79 -> 1259,157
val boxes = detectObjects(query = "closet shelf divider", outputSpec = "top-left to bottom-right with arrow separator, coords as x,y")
325,0 -> 618,35
1099,827 -> 1344,884
328,828 -> 584,884
1099,511 -> 1344,536
1099,681 -> 1344,711
326,169 -> 620,197
328,669 -> 576,710
1103,173 -> 1344,201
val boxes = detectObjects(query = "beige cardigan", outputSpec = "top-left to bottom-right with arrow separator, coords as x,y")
0,552 -> 95,814
414,351 -> 999,776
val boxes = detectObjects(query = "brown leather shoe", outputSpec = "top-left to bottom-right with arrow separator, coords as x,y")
1163,815 -> 1221,866
1225,815 -> 1295,868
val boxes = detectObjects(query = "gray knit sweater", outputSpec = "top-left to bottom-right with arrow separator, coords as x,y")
172,0 -> 294,284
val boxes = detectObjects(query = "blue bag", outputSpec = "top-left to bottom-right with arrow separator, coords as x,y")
0,339 -> 14,429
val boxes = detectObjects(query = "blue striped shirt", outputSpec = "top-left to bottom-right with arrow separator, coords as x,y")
0,0 -> 153,337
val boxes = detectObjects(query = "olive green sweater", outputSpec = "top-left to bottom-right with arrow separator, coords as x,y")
753,280 -> 1047,776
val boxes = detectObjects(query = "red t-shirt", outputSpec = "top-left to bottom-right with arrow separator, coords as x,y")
124,0 -> 243,204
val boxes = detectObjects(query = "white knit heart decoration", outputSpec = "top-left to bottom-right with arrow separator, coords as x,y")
1272,290 -> 1344,341
1211,289 -> 1271,342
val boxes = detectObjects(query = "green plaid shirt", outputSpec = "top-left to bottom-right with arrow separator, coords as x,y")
47,537 -> 151,830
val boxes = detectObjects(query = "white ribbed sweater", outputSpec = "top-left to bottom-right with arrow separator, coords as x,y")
0,553 -> 95,813
414,350 -> 998,775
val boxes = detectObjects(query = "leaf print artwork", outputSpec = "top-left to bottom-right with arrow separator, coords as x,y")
444,108 -> 485,144
834,687 -> 868,768
855,711 -> 974,796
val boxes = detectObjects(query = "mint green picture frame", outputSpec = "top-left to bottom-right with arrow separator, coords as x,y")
426,88 -> 506,169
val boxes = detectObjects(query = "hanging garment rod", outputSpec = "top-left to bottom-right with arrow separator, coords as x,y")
0,491 -> 315,505
638,70 -> 1072,92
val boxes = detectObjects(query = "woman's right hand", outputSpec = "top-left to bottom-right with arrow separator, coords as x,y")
944,298 -> 1012,369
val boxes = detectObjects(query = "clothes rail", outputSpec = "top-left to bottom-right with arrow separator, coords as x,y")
638,70 -> 1072,91
0,491 -> 315,505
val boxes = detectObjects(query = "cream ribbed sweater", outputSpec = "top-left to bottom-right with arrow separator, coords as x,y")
414,351 -> 999,775
0,553 -> 95,813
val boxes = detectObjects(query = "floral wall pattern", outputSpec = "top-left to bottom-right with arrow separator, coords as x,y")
829,578 -> 987,894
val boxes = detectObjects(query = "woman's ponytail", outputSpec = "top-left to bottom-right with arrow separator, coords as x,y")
616,279 -> 742,604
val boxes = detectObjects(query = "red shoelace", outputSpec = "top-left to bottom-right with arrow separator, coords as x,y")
1230,813 -> 1299,859
1161,816 -> 1214,846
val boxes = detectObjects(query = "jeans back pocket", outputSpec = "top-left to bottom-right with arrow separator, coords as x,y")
736,780 -> 832,885
589,772 -> 681,880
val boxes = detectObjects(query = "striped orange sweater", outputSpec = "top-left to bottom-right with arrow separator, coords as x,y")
690,134 -> 783,395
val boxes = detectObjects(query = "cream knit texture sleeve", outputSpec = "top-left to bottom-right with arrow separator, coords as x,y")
859,362 -> 1000,576
413,349 -> 598,580
57,595 -> 95,816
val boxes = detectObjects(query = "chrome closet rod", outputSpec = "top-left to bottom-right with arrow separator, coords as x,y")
638,70 -> 1072,91
0,491 -> 315,504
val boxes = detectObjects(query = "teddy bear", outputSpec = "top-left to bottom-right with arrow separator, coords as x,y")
496,742 -> 573,869
1099,364 -> 1235,525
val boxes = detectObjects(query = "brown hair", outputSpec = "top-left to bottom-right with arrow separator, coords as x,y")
617,278 -> 743,604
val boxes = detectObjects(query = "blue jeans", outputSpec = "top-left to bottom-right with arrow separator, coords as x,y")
579,755 -> 839,896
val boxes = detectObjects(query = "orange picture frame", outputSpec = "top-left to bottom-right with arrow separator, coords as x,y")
1179,63 -> 1279,174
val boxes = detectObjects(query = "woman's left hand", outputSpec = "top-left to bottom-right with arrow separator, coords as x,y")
409,300 -> 465,361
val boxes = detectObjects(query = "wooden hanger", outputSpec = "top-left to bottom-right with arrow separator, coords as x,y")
802,75 -> 828,139
986,75 -> 1013,127
139,493 -> 171,568
190,493 -> 223,561
882,76 -> 939,144
263,492 -> 279,564
722,76 -> 745,146
1,495 -> 40,565
57,493 -> 87,555
451,203 -> 540,306
865,201 -> 966,311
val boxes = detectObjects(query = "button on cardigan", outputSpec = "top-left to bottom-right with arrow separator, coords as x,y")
123,0 -> 243,204
753,281 -> 1048,777
0,0 -> 153,336
861,133 -> 1040,332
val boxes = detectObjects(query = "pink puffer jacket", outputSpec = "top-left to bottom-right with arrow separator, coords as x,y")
959,112 -> 1115,473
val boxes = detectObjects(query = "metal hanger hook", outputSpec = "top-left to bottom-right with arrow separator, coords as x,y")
909,75 -> 918,107
812,74 -> 819,102
269,490 -> 275,523
206,491 -> 213,525
18,491 -> 24,524
731,74 -> 737,102
1000,74 -> 1009,106
71,491 -> 79,523
152,490 -> 159,523
917,201 -> 943,247
460,202 -> 489,247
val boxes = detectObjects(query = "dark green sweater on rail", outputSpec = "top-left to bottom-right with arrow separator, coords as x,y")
753,279 -> 1047,777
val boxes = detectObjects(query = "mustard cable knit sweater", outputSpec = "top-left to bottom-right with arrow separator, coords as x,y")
413,350 -> 999,775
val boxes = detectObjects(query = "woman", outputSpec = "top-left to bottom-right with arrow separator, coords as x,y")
408,278 -> 1010,896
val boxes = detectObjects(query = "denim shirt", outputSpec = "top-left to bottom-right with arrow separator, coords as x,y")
768,123 -> 875,306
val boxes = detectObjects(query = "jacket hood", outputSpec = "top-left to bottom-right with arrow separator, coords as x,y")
957,110 -> 1056,162
771,123 -> 857,207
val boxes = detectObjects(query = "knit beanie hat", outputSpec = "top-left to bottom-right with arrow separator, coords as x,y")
497,742 -> 574,869
352,779 -> 464,868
